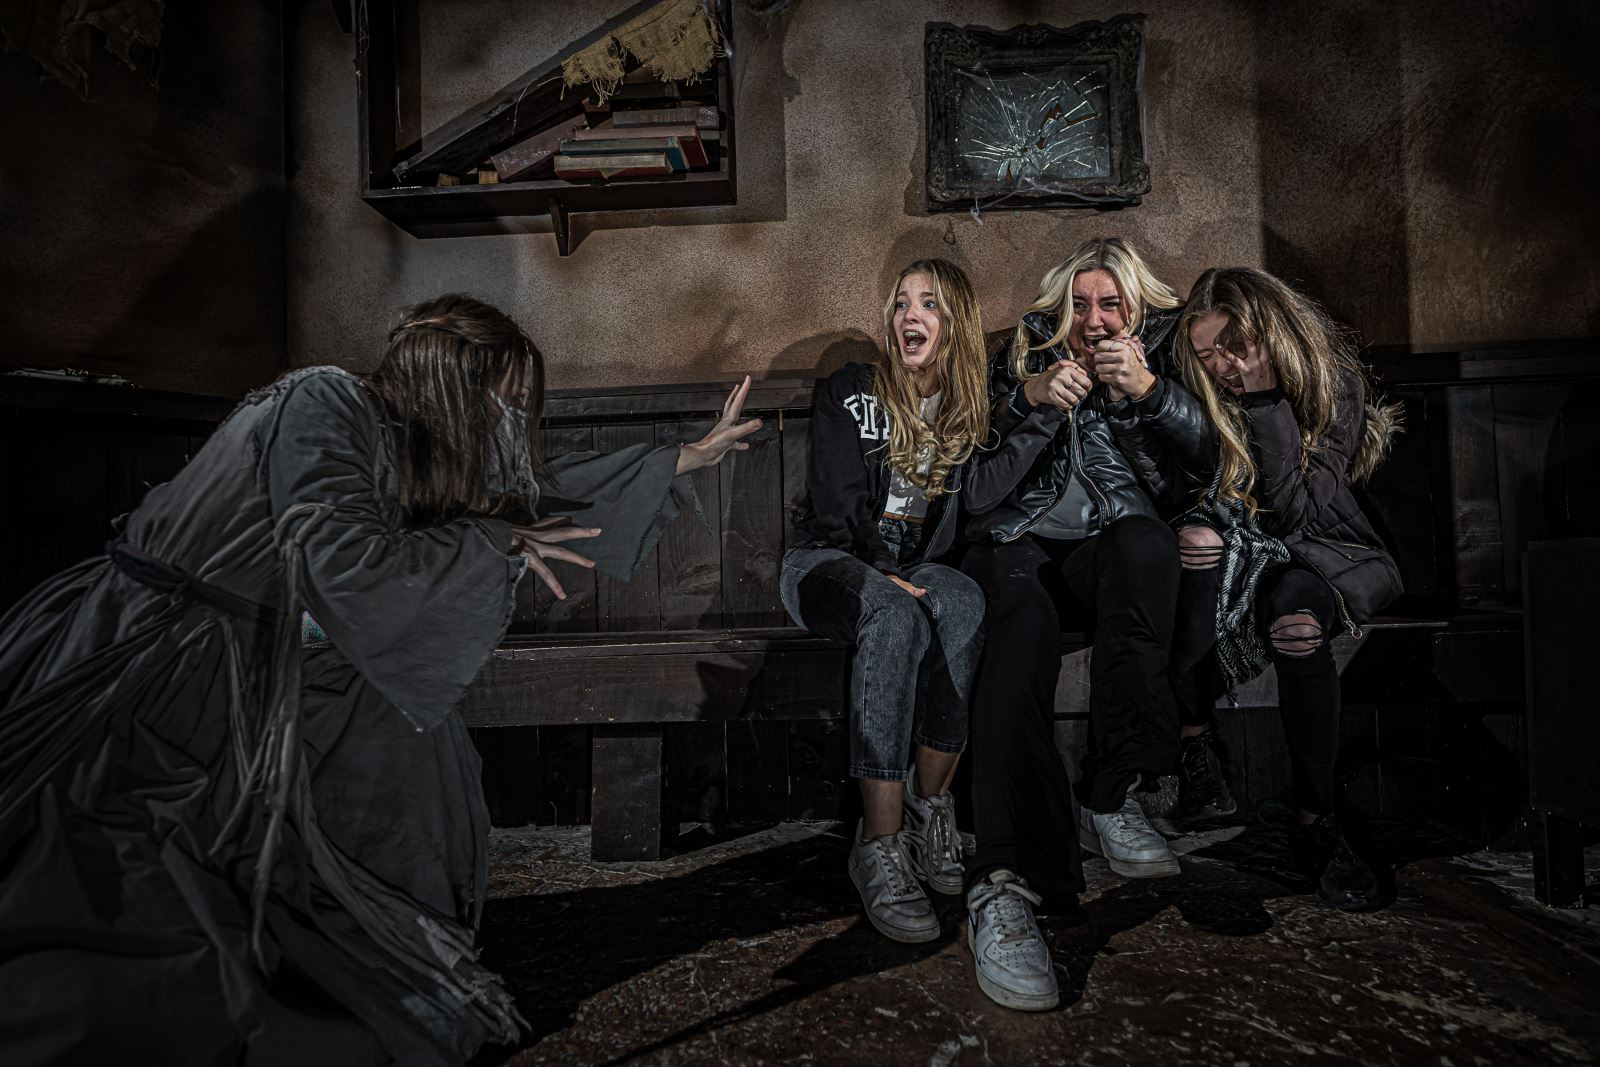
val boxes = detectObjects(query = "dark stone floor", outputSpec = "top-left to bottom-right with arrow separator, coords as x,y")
475,822 -> 1600,1066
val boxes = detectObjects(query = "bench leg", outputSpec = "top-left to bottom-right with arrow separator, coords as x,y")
1532,810 -> 1586,908
591,725 -> 664,861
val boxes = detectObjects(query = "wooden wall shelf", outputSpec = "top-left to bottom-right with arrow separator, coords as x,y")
354,1 -> 736,252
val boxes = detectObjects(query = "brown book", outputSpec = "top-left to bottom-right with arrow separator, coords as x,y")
554,151 -> 673,180
565,124 -> 707,167
491,114 -> 590,181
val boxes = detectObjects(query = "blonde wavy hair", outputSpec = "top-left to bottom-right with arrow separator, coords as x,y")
875,258 -> 990,499
1172,267 -> 1401,511
1011,237 -> 1181,381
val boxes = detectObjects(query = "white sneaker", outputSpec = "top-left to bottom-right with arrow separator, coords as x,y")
902,767 -> 965,895
1078,792 -> 1181,878
966,870 -> 1059,1011
848,820 -> 940,943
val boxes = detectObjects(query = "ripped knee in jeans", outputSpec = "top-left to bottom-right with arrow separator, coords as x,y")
1270,612 -> 1325,657
1178,524 -> 1224,571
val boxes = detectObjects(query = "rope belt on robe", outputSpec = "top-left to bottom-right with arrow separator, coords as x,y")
1,504 -> 526,1046
107,531 -> 283,622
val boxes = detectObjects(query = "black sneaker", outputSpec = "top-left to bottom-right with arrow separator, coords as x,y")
1178,731 -> 1237,822
1289,814 -> 1386,912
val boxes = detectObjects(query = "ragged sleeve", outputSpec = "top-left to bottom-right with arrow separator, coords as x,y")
539,444 -> 695,581
261,370 -> 527,730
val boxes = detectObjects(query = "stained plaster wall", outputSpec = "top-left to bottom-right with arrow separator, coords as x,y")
285,0 -> 1599,390
0,2 -> 286,397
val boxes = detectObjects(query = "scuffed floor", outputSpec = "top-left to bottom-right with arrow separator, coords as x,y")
475,823 -> 1600,1065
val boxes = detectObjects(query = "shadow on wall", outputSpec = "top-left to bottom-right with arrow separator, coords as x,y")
764,328 -> 878,380
86,188 -> 289,394
0,0 -> 286,397
1389,1 -> 1600,345
1254,2 -> 1412,345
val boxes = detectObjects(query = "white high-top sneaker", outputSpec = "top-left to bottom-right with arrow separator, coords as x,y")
1078,792 -> 1181,878
966,869 -> 1059,1011
901,766 -> 965,895
847,819 -> 941,943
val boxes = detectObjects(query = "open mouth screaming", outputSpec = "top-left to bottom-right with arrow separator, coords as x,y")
902,328 -> 928,357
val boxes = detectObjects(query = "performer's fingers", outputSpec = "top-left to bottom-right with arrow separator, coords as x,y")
535,544 -> 596,568
528,515 -> 574,530
539,526 -> 602,543
523,555 -> 566,600
514,524 -> 601,543
727,418 -> 762,441
724,375 -> 752,420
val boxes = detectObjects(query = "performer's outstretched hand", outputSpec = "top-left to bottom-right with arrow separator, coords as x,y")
509,516 -> 601,600
677,375 -> 763,474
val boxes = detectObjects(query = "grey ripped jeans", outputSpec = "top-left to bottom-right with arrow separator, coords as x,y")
780,546 -> 985,781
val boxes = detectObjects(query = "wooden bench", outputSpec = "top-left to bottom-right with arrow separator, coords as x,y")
460,628 -> 1102,860
461,629 -> 847,860
456,617 -> 1479,861
5,342 -> 1595,861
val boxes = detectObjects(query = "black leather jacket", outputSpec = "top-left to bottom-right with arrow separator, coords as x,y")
965,307 -> 1218,541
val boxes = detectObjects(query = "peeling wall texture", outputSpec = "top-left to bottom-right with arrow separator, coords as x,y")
0,1 -> 286,396
285,0 -> 1599,392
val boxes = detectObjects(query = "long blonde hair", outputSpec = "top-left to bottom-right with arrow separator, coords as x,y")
875,258 -> 990,499
1172,267 -> 1401,511
1011,237 -> 1181,381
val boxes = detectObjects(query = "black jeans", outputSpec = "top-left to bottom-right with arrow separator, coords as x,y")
960,514 -> 1181,903
1174,561 -> 1342,814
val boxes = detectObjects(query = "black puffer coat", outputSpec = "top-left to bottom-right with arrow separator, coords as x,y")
1242,370 -> 1402,628
965,307 -> 1217,540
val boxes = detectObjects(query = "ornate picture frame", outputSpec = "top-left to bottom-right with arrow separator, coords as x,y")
925,15 -> 1151,212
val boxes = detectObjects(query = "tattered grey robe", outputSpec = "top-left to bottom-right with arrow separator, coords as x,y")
0,367 -> 687,1065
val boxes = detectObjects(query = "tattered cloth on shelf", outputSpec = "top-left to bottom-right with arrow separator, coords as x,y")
0,0 -> 164,97
562,0 -> 723,104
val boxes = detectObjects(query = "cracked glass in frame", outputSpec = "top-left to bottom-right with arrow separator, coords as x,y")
950,63 -> 1112,189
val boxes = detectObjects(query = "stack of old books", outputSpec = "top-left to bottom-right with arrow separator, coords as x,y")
550,106 -> 719,180
486,105 -> 721,183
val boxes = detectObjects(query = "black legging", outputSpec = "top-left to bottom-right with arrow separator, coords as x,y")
1174,561 -> 1342,814
960,514 -> 1181,903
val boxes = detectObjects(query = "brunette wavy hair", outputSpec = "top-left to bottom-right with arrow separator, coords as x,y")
876,258 -> 990,498
365,293 -> 547,522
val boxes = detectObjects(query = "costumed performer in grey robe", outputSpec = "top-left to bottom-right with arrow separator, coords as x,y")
0,293 -> 760,1065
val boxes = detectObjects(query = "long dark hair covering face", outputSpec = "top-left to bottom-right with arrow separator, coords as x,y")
365,293 -> 548,523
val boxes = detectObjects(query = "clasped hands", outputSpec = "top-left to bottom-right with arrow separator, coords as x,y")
1023,335 -> 1155,412
512,377 -> 762,600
